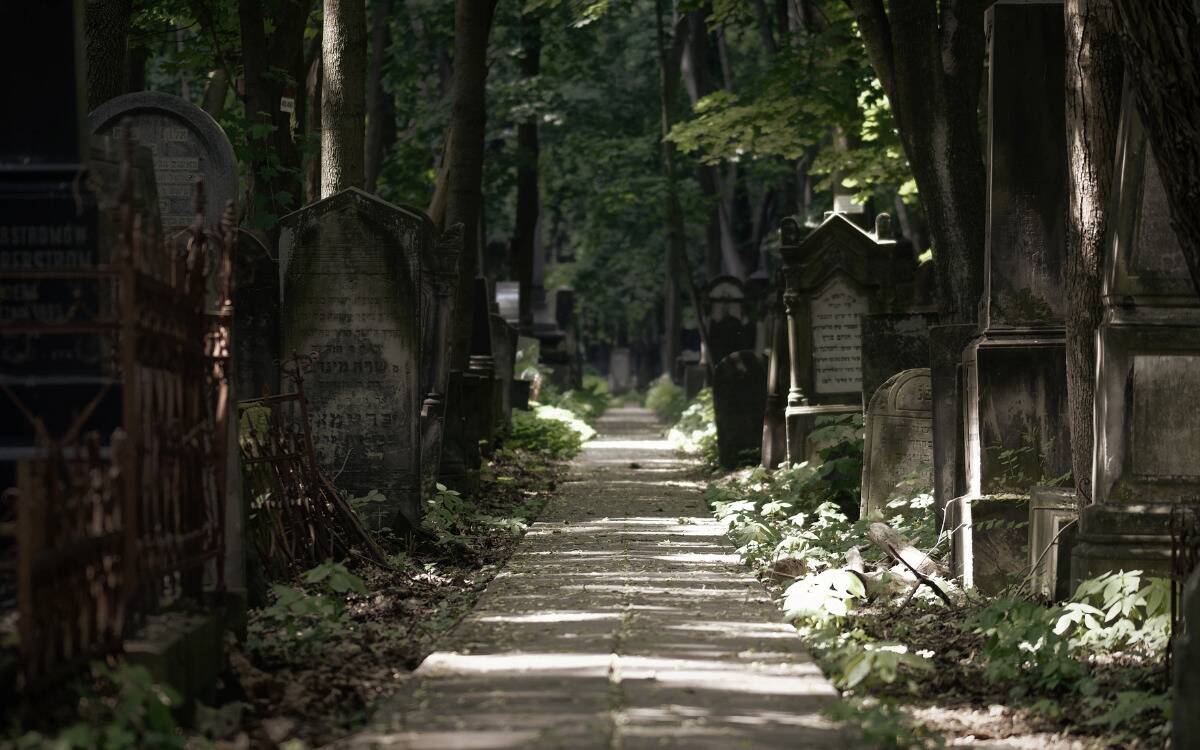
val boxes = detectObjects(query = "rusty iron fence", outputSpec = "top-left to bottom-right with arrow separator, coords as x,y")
0,129 -> 234,690
238,356 -> 384,580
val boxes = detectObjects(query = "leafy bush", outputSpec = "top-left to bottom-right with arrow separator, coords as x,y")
507,408 -> 587,460
668,388 -> 718,466
644,375 -> 688,424
422,482 -> 529,546
248,561 -> 366,653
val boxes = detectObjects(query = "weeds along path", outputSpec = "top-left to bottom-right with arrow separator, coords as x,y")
337,405 -> 857,749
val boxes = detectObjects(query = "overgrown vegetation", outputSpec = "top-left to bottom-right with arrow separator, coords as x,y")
678,398 -> 1174,748
644,375 -> 688,425
667,387 -> 719,468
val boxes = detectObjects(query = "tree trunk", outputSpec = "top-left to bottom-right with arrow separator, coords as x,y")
1111,1 -> 1200,295
844,0 -> 990,324
321,0 -> 367,196
364,0 -> 396,193
444,0 -> 498,369
656,0 -> 686,374
201,69 -> 230,118
304,31 -> 323,204
85,0 -> 132,109
511,12 -> 541,334
1065,0 -> 1123,504
237,0 -> 311,241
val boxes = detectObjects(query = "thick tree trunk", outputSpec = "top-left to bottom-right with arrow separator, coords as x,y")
304,31 -> 323,204
1065,0 -> 1123,504
85,0 -> 132,109
1111,1 -> 1200,295
444,0 -> 498,369
321,0 -> 367,196
656,0 -> 686,375
238,0 -> 310,242
510,13 -> 541,333
844,0 -> 990,324
364,0 -> 396,193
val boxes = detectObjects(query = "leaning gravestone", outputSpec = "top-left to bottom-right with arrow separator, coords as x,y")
713,350 -> 767,470
279,188 -> 431,529
89,91 -> 237,234
861,369 -> 933,518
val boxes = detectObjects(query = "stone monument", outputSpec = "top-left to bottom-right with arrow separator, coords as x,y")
713,350 -> 767,470
279,189 -> 432,529
703,275 -> 755,367
232,230 -> 279,400
761,283 -> 790,469
1072,81 -> 1200,582
861,369 -> 933,518
778,212 -> 902,465
951,1 -> 1071,590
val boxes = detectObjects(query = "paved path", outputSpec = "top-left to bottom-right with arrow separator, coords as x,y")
341,406 -> 855,749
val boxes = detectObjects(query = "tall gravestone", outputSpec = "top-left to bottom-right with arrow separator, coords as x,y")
232,230 -> 279,400
861,369 -> 933,518
951,1 -> 1070,589
418,225 -> 461,499
1,1 -> 116,488
489,308 -> 517,436
713,351 -> 767,470
89,91 -> 237,236
703,276 -> 755,367
761,283 -> 790,469
279,189 -> 432,529
778,212 -> 902,465
1071,82 -> 1200,582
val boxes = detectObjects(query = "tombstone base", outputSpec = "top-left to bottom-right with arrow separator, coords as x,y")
1028,486 -> 1078,600
785,403 -> 860,466
950,493 -> 1030,593
1071,502 -> 1175,587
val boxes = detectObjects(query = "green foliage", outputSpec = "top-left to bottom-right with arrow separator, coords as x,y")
250,562 -> 366,651
507,408 -> 588,460
539,377 -> 611,425
969,598 -> 1086,691
668,388 -> 719,467
14,663 -> 183,749
644,375 -> 688,424
1057,570 -> 1171,652
826,698 -> 944,749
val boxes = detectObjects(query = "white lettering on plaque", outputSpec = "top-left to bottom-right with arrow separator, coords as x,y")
810,276 -> 869,394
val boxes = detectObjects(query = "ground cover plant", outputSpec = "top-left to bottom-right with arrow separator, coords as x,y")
667,399 -> 1173,748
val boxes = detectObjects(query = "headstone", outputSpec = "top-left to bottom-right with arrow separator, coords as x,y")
860,310 -> 938,410
511,379 -> 531,411
609,347 -> 632,395
703,276 -> 755,366
89,91 -> 237,235
1072,80 -> 1200,583
495,280 -> 520,326
489,312 -> 516,435
279,188 -> 431,529
761,284 -> 789,469
438,369 -> 481,495
1175,566 -> 1200,749
713,351 -> 767,470
929,324 -> 976,527
1027,486 -> 1077,599
468,277 -> 498,450
683,364 -> 707,401
418,225 -> 461,499
778,212 -> 905,465
861,369 -> 933,518
232,230 -> 279,400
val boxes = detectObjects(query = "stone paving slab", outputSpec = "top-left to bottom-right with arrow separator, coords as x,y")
337,406 -> 857,749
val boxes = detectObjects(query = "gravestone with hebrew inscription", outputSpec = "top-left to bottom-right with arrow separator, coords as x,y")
1071,80 -> 1200,584
778,212 -> 906,466
713,350 -> 767,470
89,91 -> 237,235
279,189 -> 434,529
861,369 -> 933,518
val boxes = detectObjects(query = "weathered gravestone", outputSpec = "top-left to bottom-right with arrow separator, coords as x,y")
861,369 -> 933,518
418,226 -> 461,498
778,212 -> 905,465
951,1 -> 1070,591
279,189 -> 431,529
232,230 -> 279,400
89,91 -> 237,235
609,347 -> 633,395
495,280 -> 520,326
489,310 -> 517,436
704,275 -> 755,367
1071,80 -> 1200,582
1027,486 -> 1077,600
713,350 -> 767,470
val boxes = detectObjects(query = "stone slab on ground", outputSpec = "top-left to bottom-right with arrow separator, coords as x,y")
338,406 -> 856,749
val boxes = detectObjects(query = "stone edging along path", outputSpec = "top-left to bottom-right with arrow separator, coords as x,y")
337,405 -> 858,749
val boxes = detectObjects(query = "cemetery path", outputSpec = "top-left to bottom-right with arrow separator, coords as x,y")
337,405 -> 856,749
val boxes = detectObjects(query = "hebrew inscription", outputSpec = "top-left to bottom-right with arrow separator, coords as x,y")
811,276 -> 869,394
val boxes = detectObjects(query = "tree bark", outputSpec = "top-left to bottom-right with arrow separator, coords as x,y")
511,12 -> 541,334
304,31 -> 323,204
364,0 -> 396,193
1065,0 -> 1123,504
238,0 -> 311,242
85,0 -> 132,109
1111,1 -> 1200,295
656,0 -> 687,375
321,0 -> 367,196
444,0 -> 498,369
842,0 -> 990,324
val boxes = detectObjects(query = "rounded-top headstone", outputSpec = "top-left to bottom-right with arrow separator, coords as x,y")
89,91 -> 237,233
862,368 -> 933,518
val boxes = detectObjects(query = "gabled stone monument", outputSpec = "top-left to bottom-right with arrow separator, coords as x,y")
279,189 -> 432,529
778,212 -> 899,465
1071,82 -> 1200,582
951,1 -> 1071,590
